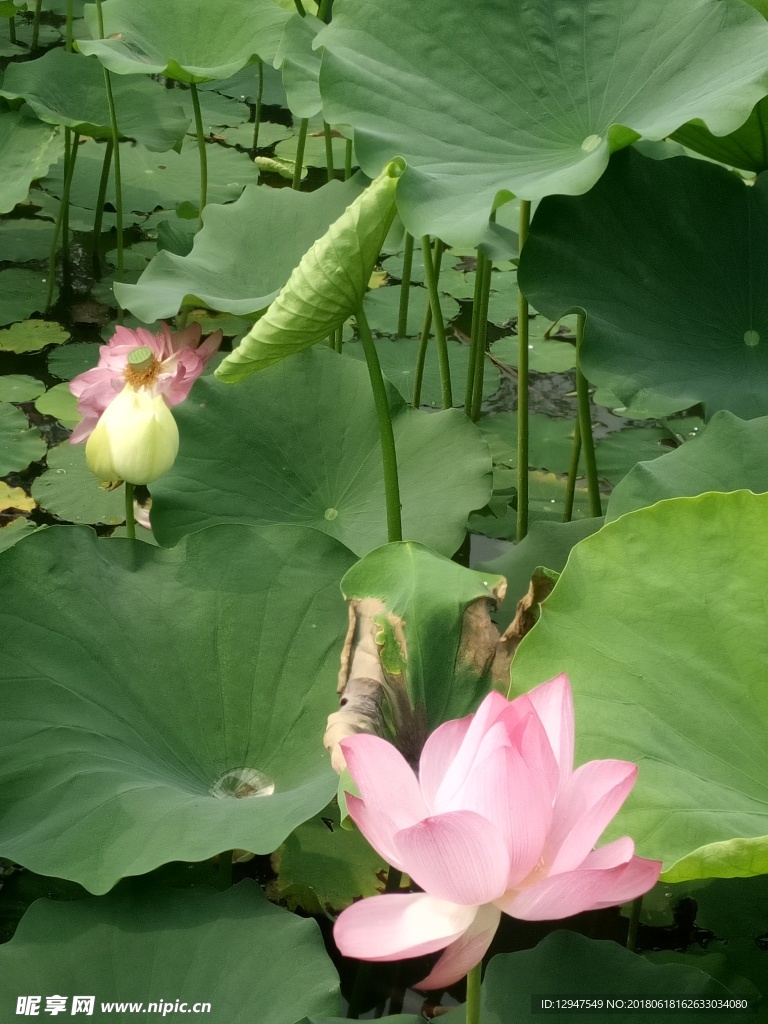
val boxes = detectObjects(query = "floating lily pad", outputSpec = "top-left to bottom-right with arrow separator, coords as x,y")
0,50 -> 189,152
201,62 -> 286,106
479,413 -> 577,474
520,149 -> 768,419
318,0 -> 768,245
0,523 -> 353,892
0,404 -> 46,475
0,109 -> 63,215
0,275 -> 58,329
47,342 -> 101,380
177,90 -> 251,130
594,427 -> 670,487
0,219 -> 56,264
363,285 -> 460,339
492,317 -> 578,373
0,375 -> 44,403
31,443 -> 125,525
79,0 -> 291,83
34,384 -> 81,428
215,119 -> 293,150
346,336 -> 500,409
276,130 -> 352,170
43,138 -> 259,215
116,178 -> 364,320
152,347 -> 492,557
0,517 -> 37,554
513,491 -> 768,881
0,882 -> 341,1023
608,412 -> 768,522
0,482 -> 35,513
270,804 -> 386,916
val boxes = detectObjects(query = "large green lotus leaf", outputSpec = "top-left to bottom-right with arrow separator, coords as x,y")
217,161 -> 404,382
512,491 -> 768,881
0,110 -> 63,215
672,100 -> 768,173
340,541 -> 508,739
519,149 -> 768,419
346,337 -> 500,409
0,50 -> 189,152
0,524 -> 353,892
0,518 -> 38,555
116,177 -> 363,321
276,11 -> 322,118
475,517 -> 604,629
42,138 -> 259,215
0,882 -> 341,1023
153,348 -> 491,557
78,0 -> 291,83
317,0 -> 768,247
441,932 -> 736,1024
0,405 -> 46,475
608,411 -> 768,521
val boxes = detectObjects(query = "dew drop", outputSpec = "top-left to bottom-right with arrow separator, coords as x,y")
211,767 -> 275,799
744,329 -> 760,347
324,507 -> 339,521
581,134 -> 602,153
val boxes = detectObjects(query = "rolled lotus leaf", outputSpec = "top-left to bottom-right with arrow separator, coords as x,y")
216,159 -> 405,382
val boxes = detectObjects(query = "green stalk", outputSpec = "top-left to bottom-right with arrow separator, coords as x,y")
189,82 -> 208,231
61,129 -> 72,292
95,0 -> 124,321
344,138 -> 353,180
421,235 -> 452,408
334,325 -> 344,353
91,139 -> 114,271
251,60 -> 264,153
466,962 -> 482,1024
470,252 -> 492,421
31,0 -> 42,48
465,250 -> 485,412
357,306 -> 402,542
317,0 -> 332,19
8,12 -> 16,44
562,417 -> 581,523
124,483 -> 136,541
397,233 -> 414,337
576,312 -> 602,517
626,895 -> 643,952
293,0 -> 306,13
46,131 -> 80,312
323,122 -> 335,181
412,302 -> 433,407
292,118 -> 309,190
516,200 -> 531,542
65,0 -> 74,50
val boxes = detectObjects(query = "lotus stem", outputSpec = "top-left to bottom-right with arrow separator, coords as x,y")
124,483 -> 136,541
323,122 -> 335,181
466,962 -> 482,1024
470,250 -> 492,421
397,233 -> 414,337
421,235 -> 451,408
563,416 -> 581,523
576,312 -> 602,517
626,895 -> 643,952
66,0 -> 74,50
344,138 -> 352,180
317,0 -> 332,20
189,83 -> 208,231
46,131 -> 80,312
91,139 -> 114,273
293,0 -> 306,14
61,129 -> 72,292
251,60 -> 264,153
412,302 -> 433,408
95,0 -> 124,322
31,0 -> 42,48
292,118 -> 308,190
8,12 -> 15,43
334,325 -> 344,353
356,305 -> 402,542
516,199 -> 531,542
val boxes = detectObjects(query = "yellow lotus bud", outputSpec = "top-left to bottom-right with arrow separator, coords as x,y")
85,385 -> 179,485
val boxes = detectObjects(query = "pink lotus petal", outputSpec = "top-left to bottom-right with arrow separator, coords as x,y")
452,737 -> 552,889
345,793 -> 406,871
526,673 -> 574,789
394,810 -> 509,905
197,329 -> 223,361
333,892 -> 477,962
418,716 -> 472,813
504,706 -> 560,808
341,734 -> 428,831
499,855 -> 662,920
583,836 -> 635,871
416,903 -> 500,991
545,760 -> 638,874
432,693 -> 510,808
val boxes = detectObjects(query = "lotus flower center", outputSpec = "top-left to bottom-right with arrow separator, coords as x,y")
124,346 -> 162,389
210,767 -> 275,799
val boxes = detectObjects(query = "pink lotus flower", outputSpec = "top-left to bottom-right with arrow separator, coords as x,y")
69,322 -> 222,445
334,675 -> 661,990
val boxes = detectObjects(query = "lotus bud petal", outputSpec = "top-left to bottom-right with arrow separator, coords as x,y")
85,386 -> 179,485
